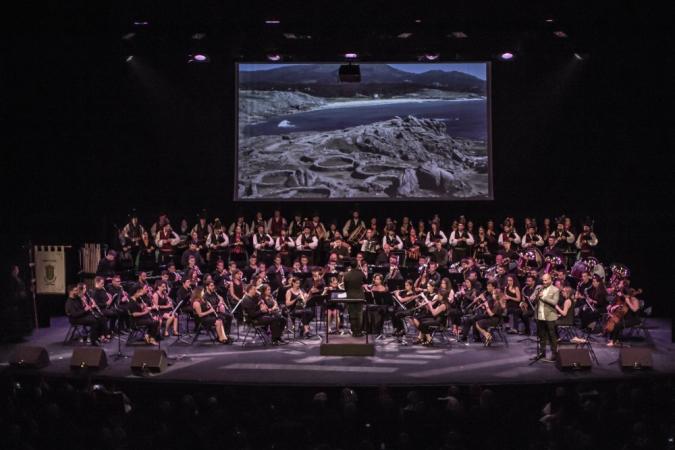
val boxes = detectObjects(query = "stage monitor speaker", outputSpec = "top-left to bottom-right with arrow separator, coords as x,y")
619,347 -> 653,370
9,346 -> 50,369
130,349 -> 167,374
70,347 -> 107,371
556,348 -> 592,370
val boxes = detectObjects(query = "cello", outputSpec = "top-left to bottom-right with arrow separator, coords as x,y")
603,288 -> 642,334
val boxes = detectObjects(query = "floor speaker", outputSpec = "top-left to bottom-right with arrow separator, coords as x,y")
70,347 -> 108,371
619,347 -> 653,370
130,349 -> 167,374
556,348 -> 592,370
9,346 -> 50,369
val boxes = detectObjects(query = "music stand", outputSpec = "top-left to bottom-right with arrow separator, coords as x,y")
325,291 -> 369,345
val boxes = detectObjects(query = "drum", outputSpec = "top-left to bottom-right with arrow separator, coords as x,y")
570,260 -> 589,280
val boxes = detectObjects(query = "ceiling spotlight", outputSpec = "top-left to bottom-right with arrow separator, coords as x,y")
397,32 -> 413,39
553,30 -> 568,38
266,53 -> 282,62
421,53 -> 440,61
450,31 -> 468,39
344,52 -> 358,59
414,19 -> 422,23
133,20 -> 149,26
122,32 -> 135,40
499,52 -> 514,61
192,32 -> 207,40
545,18 -> 555,23
265,19 -> 281,24
126,55 -> 134,63
188,53 -> 209,63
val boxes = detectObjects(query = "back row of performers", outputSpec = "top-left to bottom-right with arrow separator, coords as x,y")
77,241 -> 640,349
103,211 -> 599,275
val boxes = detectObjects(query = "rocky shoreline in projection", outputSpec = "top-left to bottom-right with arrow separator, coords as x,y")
238,115 -> 489,199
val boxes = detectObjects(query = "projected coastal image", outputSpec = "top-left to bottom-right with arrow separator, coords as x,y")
237,63 -> 491,200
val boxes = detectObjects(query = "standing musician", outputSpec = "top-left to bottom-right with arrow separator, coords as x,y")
128,285 -> 160,345
474,289 -> 506,346
404,228 -> 422,264
575,222 -> 599,258
267,209 -> 287,238
191,215 -> 212,248
288,213 -> 305,238
342,211 -> 365,238
552,220 -> 575,251
203,280 -> 233,341
267,254 -> 288,291
155,223 -> 180,265
324,276 -> 343,334
122,213 -> 145,254
307,214 -> 327,240
359,228 -> 380,264
382,228 -> 404,252
412,288 -> 450,346
296,226 -> 319,263
136,231 -> 156,272
383,255 -> 403,285
498,223 -> 521,249
605,288 -> 642,347
502,274 -> 524,334
65,284 -> 107,345
175,277 -> 193,316
449,221 -> 475,263
207,223 -> 230,262
152,281 -> 178,337
521,224 -> 544,249
392,279 -> 419,337
532,273 -> 560,362
275,228 -> 296,266
252,224 -> 274,254
518,275 -> 537,336
425,221 -> 448,251
191,286 -> 229,344
250,211 -> 267,234
228,215 -> 250,237
242,284 -> 286,344
364,273 -> 389,337
285,277 -> 315,338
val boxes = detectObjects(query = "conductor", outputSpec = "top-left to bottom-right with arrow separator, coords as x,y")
343,260 -> 366,337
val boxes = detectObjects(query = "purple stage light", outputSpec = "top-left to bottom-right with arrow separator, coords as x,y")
344,52 -> 358,59
423,53 -> 440,61
265,19 -> 281,24
500,52 -> 514,60
267,53 -> 282,62
193,54 -> 207,61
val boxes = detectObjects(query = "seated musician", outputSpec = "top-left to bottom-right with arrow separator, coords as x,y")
288,213 -> 305,238
579,274 -> 608,332
382,228 -> 404,254
412,287 -> 450,346
542,235 -> 563,259
65,284 -> 106,345
606,288 -> 641,347
428,240 -> 449,266
355,252 -> 369,278
181,240 -> 205,269
191,286 -> 229,344
329,235 -> 351,260
242,255 -> 259,283
383,255 -> 404,286
96,249 -> 117,278
438,277 -> 461,334
155,223 -> 180,265
285,277 -> 314,338
242,284 -> 286,344
92,276 -> 120,333
474,287 -> 506,346
364,273 -> 389,337
403,228 -> 421,265
460,281 -> 497,343
151,281 -> 178,337
228,214 -> 250,237
392,279 -> 418,337
203,280 -> 233,342
227,270 -> 246,312
250,211 -> 267,235
324,276 -> 342,334
128,285 -> 160,345
267,254 -> 288,291
304,268 -> 326,305
191,215 -> 212,248
175,277 -> 193,315
426,261 -> 442,286
456,278 -> 477,336
359,228 -> 380,264
184,255 -> 203,281
552,220 -> 575,251
228,225 -> 248,263
259,283 -> 283,318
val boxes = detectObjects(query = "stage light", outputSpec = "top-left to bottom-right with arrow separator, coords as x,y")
122,32 -> 135,41
267,53 -> 282,62
188,53 -> 209,63
414,19 -> 422,23
553,30 -> 568,38
344,52 -> 358,60
574,53 -> 583,60
499,52 -> 514,60
133,20 -> 149,26
191,32 -> 206,40
545,18 -> 555,23
421,53 -> 440,61
126,55 -> 134,62
450,31 -> 468,39
265,19 -> 281,24
397,32 -> 413,39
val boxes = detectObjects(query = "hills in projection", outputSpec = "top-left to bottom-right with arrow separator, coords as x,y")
239,64 -> 486,98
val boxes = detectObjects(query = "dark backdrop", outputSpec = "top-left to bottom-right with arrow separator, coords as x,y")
3,3 -> 672,315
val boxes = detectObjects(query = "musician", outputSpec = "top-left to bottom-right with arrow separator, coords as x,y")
329,235 -> 351,260
191,215 -> 212,247
533,273 -> 560,362
252,224 -> 274,253
438,277 -> 461,331
575,222 -> 598,258
181,240 -> 205,269
242,255 -> 259,283
122,214 -> 145,253
176,218 -> 190,252
485,220 -> 498,253
152,281 -> 178,337
95,250 -> 117,280
106,274 -> 130,330
342,211 -> 365,239
227,270 -> 245,312
392,279 -> 418,337
521,224 -> 544,248
416,220 -> 428,243
382,228 -> 404,252
449,222 -> 475,263
343,261 -> 366,337
542,236 -> 563,259
324,276 -> 343,334
498,223 -> 521,249
412,288 -> 450,346
273,228 -> 296,266
250,211 -> 267,235
555,286 -> 574,328
426,261 -> 442,286
308,214 -> 326,240
191,286 -> 229,344
403,228 -> 421,264
574,271 -> 593,300
203,280 -> 233,341
359,228 -> 380,264
228,215 -> 250,237
425,221 -> 447,250
364,273 -> 388,337
383,255 -> 404,286
65,284 -> 106,345
267,209 -> 287,238
497,240 -> 519,265
240,284 -> 285,344
579,274 -> 607,331
428,240 -> 449,266
175,277 -> 193,316
285,277 -> 315,338
136,231 -> 156,272
518,275 -> 537,335
606,288 -> 641,347
459,281 -> 497,343
475,289 -> 506,346
399,216 -> 411,237
92,276 -> 120,333
267,255 -> 287,291
552,221 -> 575,251
289,213 -> 305,237
206,223 -> 230,262
541,218 -> 552,242
456,278 -> 477,336
296,226 -> 319,263
502,275 -> 524,334
128,285 -> 160,345
155,223 -> 180,265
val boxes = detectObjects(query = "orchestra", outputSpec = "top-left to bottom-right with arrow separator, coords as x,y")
76,210 -> 644,358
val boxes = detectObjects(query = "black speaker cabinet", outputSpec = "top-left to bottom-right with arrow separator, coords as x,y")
556,348 -> 592,370
70,347 -> 108,371
9,346 -> 50,369
619,348 -> 653,370
130,349 -> 167,374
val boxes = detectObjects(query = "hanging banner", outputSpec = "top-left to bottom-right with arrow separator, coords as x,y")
35,245 -> 66,294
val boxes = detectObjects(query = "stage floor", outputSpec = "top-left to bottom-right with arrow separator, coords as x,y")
1,317 -> 673,387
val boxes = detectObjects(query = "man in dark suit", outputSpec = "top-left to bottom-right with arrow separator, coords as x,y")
343,261 -> 366,336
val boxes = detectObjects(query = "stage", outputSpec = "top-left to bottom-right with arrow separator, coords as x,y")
1,316 -> 673,387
